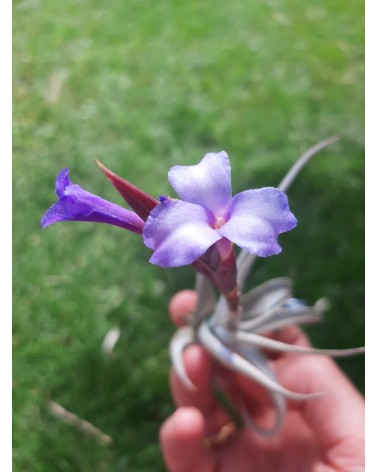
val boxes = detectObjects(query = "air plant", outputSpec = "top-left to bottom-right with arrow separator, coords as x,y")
41,136 -> 364,436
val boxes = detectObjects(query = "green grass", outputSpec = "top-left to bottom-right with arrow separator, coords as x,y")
13,0 -> 364,470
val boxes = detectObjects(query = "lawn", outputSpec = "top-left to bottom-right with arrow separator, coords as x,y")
13,0 -> 364,470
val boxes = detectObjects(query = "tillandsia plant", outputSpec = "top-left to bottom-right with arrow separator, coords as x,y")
41,137 -> 364,436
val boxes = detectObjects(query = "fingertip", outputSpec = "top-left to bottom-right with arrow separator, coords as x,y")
160,407 -> 214,472
169,290 -> 198,327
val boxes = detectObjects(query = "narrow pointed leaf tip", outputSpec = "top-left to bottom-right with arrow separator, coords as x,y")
41,168 -> 145,234
143,151 -> 297,267
96,160 -> 159,221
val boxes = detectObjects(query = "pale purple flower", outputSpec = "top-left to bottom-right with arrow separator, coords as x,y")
41,168 -> 144,234
143,151 -> 297,267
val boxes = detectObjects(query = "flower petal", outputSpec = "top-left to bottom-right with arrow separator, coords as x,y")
218,188 -> 297,257
168,151 -> 232,216
55,167 -> 71,198
41,169 -> 144,234
143,199 -> 221,267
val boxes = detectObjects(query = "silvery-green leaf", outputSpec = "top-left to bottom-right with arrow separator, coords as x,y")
210,294 -> 230,326
169,326 -> 196,390
193,272 -> 216,324
199,321 -> 323,401
240,298 -> 325,332
251,312 -> 322,334
278,136 -> 339,193
219,330 -> 287,436
236,251 -> 258,292
233,330 -> 365,357
241,277 -> 292,318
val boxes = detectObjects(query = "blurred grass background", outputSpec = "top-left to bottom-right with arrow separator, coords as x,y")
13,0 -> 364,470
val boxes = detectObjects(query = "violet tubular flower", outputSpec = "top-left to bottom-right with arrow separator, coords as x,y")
41,168 -> 145,234
143,151 -> 297,268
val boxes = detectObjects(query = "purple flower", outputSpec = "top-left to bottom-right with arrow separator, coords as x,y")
143,151 -> 297,267
41,168 -> 144,234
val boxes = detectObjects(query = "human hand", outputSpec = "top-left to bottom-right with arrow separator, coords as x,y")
160,290 -> 364,472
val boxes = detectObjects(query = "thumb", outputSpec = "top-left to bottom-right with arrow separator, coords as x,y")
160,407 -> 216,472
